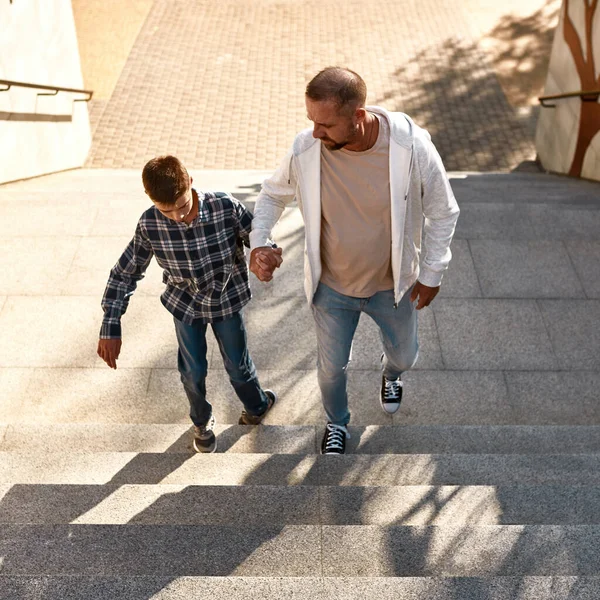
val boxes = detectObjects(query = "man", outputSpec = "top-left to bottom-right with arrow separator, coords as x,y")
250,67 -> 459,454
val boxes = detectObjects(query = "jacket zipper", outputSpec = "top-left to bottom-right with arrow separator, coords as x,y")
394,144 -> 415,309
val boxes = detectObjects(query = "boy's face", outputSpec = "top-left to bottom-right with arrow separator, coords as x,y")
148,178 -> 194,223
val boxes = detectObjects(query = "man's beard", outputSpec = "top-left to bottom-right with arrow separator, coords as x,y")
322,123 -> 358,151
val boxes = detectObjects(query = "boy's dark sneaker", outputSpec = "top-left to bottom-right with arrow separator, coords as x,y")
380,374 -> 403,414
193,415 -> 216,453
321,423 -> 349,455
239,390 -> 277,425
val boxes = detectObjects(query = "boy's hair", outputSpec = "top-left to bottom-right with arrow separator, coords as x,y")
305,67 -> 367,114
142,155 -> 190,205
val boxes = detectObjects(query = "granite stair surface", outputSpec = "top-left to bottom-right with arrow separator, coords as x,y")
1,169 -> 599,598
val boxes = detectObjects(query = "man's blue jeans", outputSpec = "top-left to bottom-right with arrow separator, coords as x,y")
173,312 -> 269,427
311,282 -> 419,426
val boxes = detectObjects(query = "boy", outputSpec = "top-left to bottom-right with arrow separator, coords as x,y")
97,155 -> 281,453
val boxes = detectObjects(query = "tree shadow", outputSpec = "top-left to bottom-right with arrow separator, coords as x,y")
374,5 -> 560,173
482,0 -> 561,108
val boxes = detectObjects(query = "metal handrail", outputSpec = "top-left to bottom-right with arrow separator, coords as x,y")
539,89 -> 600,108
0,79 -> 93,102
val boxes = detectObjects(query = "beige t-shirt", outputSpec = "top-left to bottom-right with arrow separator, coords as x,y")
320,113 -> 393,297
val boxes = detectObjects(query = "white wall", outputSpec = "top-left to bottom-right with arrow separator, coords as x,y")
0,0 -> 91,184
536,0 -> 600,181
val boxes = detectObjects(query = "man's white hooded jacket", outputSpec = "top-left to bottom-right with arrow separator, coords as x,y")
249,106 -> 460,306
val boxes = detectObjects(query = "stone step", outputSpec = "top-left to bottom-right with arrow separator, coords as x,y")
0,424 -> 318,454
1,484 -> 600,526
1,575 -> 600,599
4,423 -> 600,454
2,452 -> 600,486
1,524 -> 600,576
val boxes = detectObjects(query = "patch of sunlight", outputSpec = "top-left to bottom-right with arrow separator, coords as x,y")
72,0 -> 154,99
372,486 -> 482,526
0,485 -> 12,503
356,425 -> 379,448
481,0 -> 562,107
439,486 -> 501,526
287,456 -> 318,485
426,522 -> 524,573
149,578 -> 188,599
71,484 -> 186,524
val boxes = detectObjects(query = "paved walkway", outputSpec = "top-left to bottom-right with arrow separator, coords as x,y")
84,0 -> 560,172
1,169 -> 599,428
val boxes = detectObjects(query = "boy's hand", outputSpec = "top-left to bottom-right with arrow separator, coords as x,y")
97,338 -> 122,369
250,247 -> 283,282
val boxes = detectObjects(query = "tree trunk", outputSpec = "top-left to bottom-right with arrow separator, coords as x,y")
568,99 -> 600,177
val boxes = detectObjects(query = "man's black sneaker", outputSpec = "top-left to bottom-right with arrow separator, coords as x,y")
321,423 -> 349,455
380,374 -> 403,414
193,415 -> 216,453
239,389 -> 277,425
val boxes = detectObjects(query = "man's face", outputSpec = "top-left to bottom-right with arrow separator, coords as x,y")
150,185 -> 193,223
306,98 -> 358,150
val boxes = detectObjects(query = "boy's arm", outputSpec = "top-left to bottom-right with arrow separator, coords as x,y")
99,221 -> 154,340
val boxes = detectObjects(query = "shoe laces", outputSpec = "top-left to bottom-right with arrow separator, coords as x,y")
194,415 -> 215,437
383,377 -> 402,401
324,423 -> 349,452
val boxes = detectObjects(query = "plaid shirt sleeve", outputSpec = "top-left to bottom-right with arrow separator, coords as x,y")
232,195 -> 254,248
100,221 -> 154,339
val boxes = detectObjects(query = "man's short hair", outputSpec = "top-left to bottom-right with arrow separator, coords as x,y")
305,67 -> 367,112
142,155 -> 190,205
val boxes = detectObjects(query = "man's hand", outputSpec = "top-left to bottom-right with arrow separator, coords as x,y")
250,246 -> 283,282
410,281 -> 440,310
97,338 -> 122,369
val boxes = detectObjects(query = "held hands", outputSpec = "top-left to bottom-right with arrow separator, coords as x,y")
250,246 -> 283,282
97,338 -> 122,369
410,281 -> 440,310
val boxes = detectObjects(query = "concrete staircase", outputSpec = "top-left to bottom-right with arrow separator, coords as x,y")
1,170 -> 600,598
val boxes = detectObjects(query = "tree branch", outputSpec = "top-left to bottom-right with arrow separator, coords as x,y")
564,0 -> 588,80
586,0 -> 598,83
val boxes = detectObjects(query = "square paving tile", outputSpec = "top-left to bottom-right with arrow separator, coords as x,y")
0,297 -> 100,368
0,238 -> 81,296
433,299 -> 557,370
11,368 -> 154,424
398,370 -> 513,424
527,204 -> 600,241
566,241 -> 600,298
438,240 -> 481,298
506,371 -> 600,425
538,300 -> 600,370
452,203 -> 537,240
62,236 -> 165,297
470,240 -> 583,298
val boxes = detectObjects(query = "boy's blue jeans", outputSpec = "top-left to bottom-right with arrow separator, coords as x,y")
311,282 -> 419,426
173,312 -> 269,427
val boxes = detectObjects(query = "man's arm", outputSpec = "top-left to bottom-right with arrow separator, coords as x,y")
411,135 -> 460,309
249,149 -> 296,281
232,194 -> 283,280
98,222 -> 154,368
